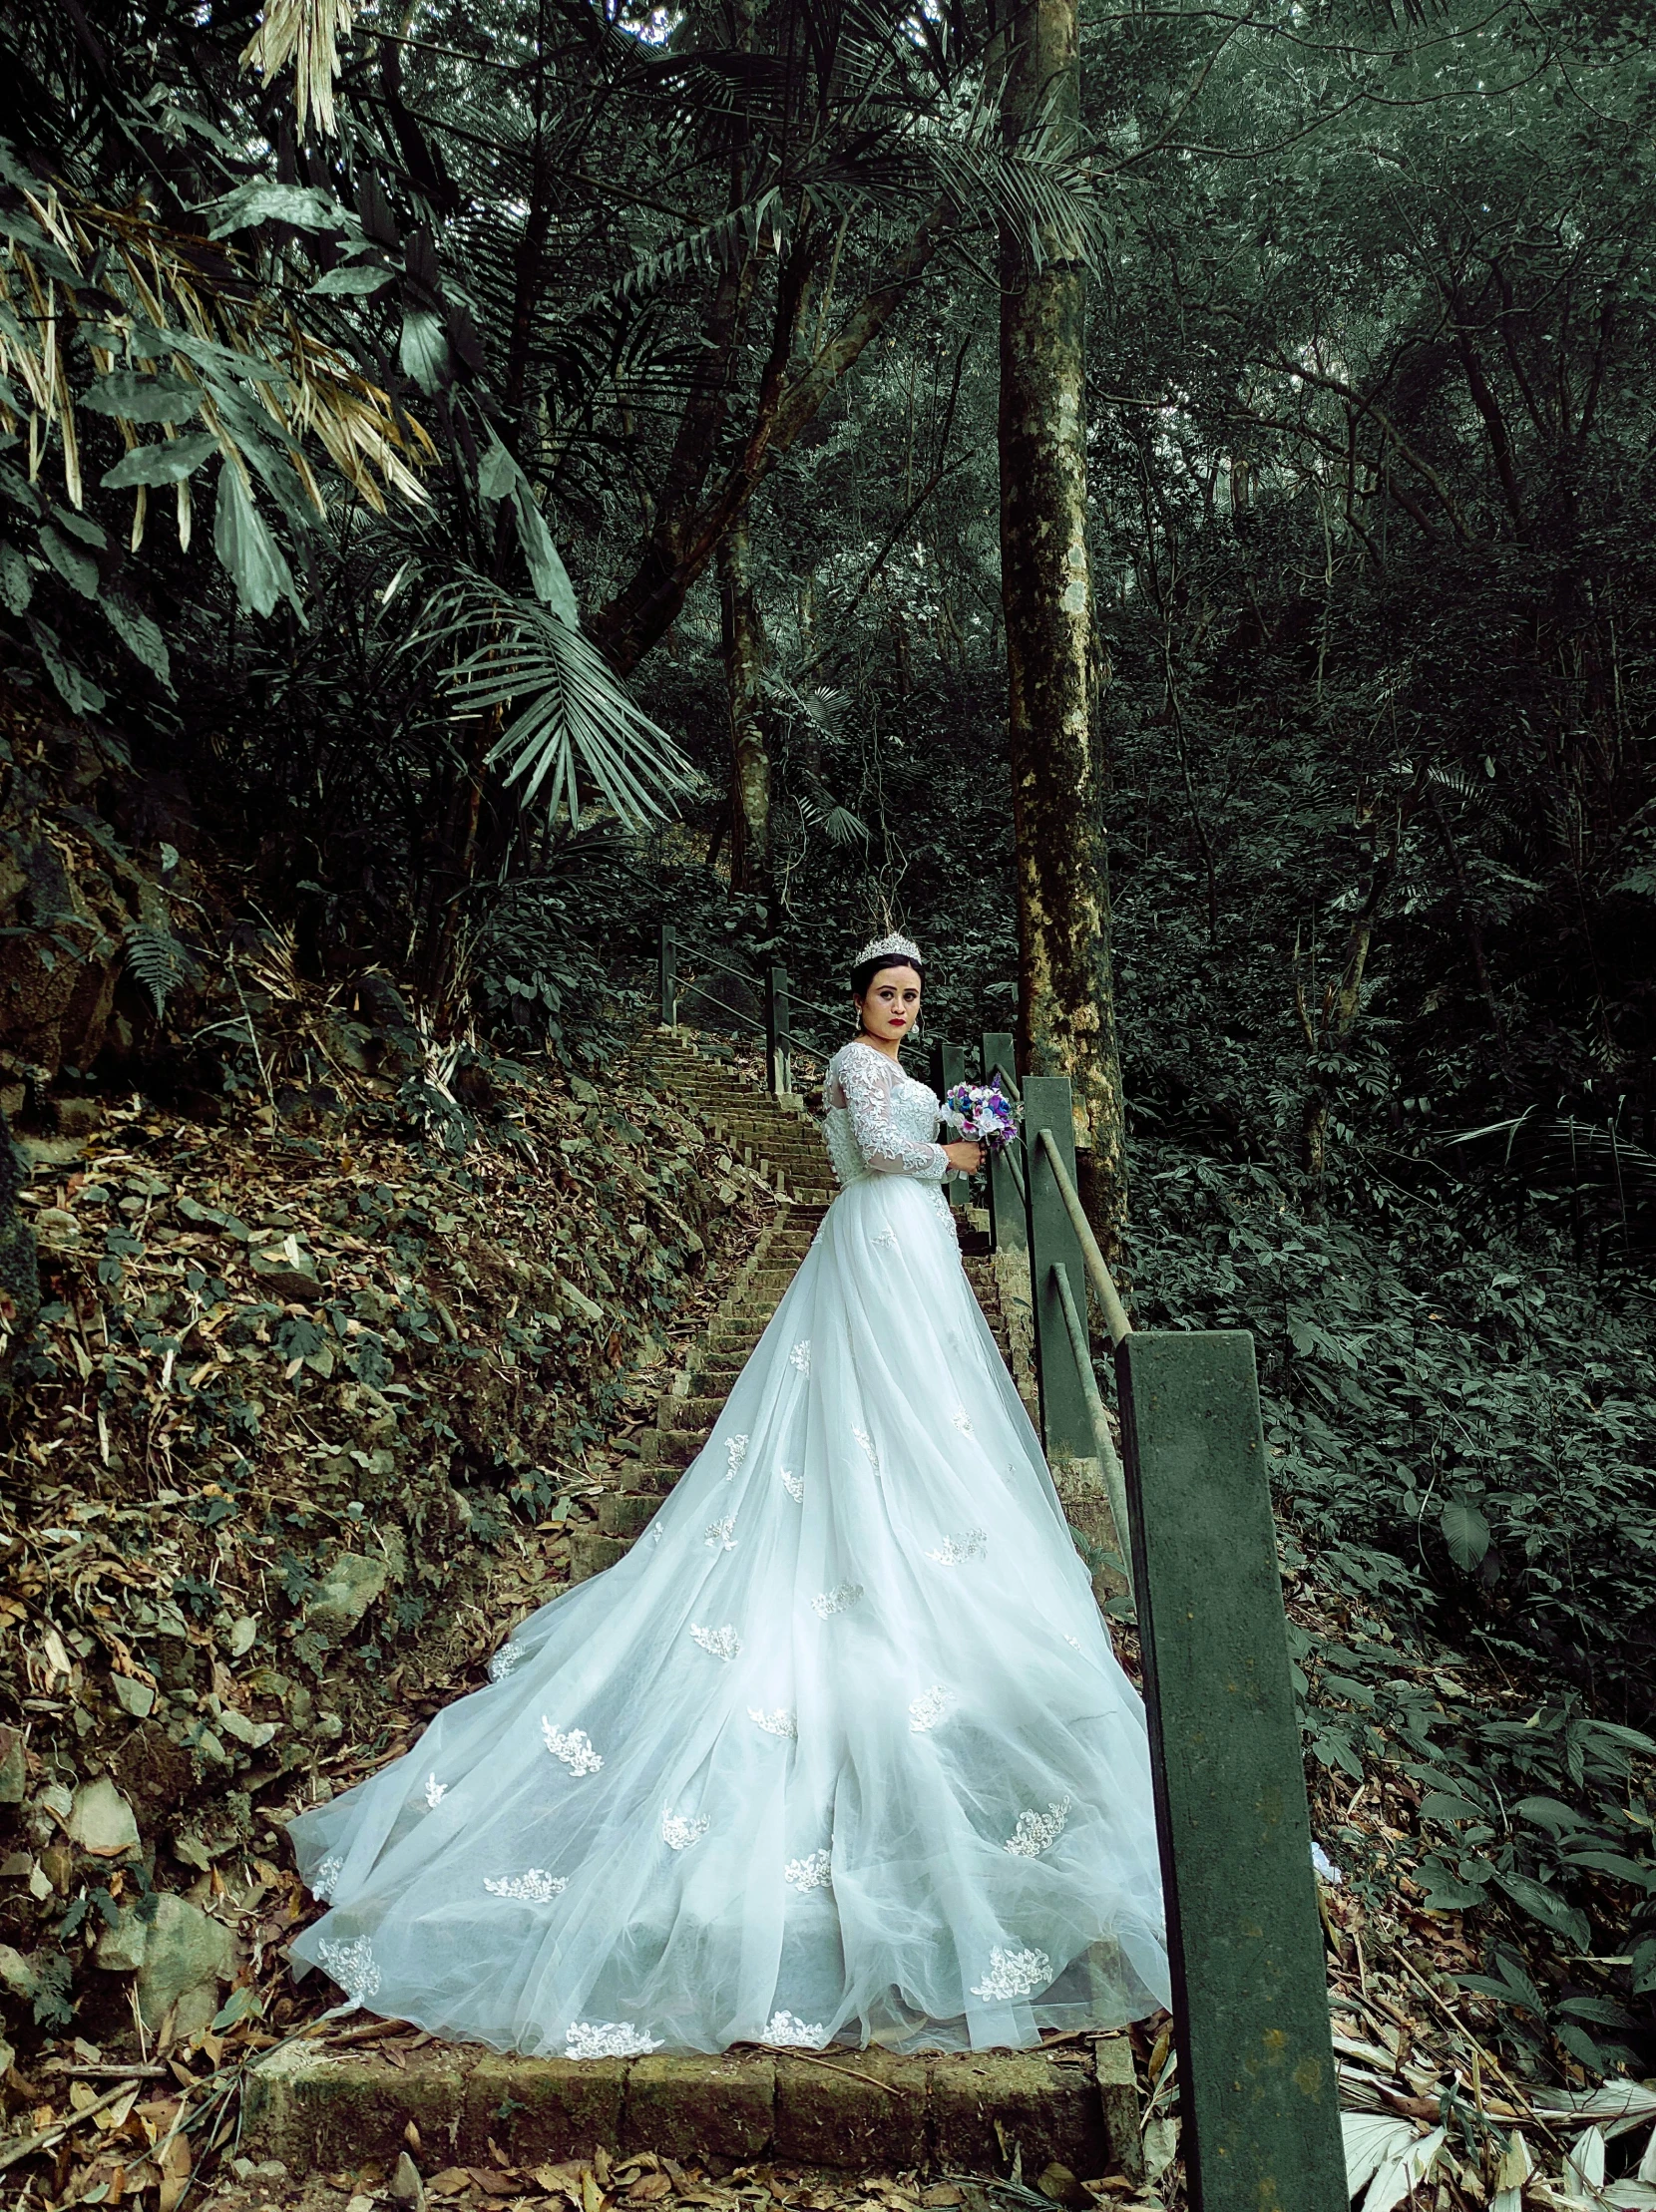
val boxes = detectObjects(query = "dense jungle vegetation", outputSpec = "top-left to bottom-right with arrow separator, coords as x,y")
2,0 -> 1656,2126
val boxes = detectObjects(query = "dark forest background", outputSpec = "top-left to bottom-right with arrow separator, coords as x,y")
4,0 -> 1656,2087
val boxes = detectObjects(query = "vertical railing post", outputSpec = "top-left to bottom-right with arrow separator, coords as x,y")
981,1031 -> 1026,1253
929,1041 -> 968,1209
657,922 -> 676,1028
766,965 -> 791,1098
1023,1075 -> 1094,1462
1116,1330 -> 1347,2212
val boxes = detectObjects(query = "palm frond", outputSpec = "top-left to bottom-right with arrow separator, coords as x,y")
928,92 -> 1106,270
418,575 -> 694,831
1438,1114 -> 1656,1218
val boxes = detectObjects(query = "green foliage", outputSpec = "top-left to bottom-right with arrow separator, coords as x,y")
122,922 -> 194,1020
1136,1149 -> 1656,2073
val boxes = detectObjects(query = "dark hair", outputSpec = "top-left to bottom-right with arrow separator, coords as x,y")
850,952 -> 925,999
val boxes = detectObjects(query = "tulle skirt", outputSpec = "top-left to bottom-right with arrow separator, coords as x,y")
287,1170 -> 1169,2056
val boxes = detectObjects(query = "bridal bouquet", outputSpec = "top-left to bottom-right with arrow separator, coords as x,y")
940,1077 -> 1019,1157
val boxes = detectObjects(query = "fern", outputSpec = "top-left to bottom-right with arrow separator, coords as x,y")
123,922 -> 193,1020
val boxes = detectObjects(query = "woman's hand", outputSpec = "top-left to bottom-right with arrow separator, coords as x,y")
943,1140 -> 985,1175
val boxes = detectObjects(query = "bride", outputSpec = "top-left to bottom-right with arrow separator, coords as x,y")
287,932 -> 1169,2056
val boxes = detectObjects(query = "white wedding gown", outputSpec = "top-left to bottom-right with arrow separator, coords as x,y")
288,1038 -> 1169,2056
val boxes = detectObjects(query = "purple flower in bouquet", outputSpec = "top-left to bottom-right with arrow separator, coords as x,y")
940,1078 -> 1020,1157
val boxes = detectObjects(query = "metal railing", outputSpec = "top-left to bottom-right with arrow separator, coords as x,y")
656,922 -> 846,1094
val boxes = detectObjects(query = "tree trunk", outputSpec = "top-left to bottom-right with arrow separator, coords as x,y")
593,202 -> 954,676
718,516 -> 770,899
998,0 -> 1127,1272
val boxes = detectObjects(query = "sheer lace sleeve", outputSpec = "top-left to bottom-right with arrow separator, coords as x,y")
826,1043 -> 949,1180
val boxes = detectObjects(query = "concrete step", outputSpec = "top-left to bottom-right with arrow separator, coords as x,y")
706,1324 -> 767,1351
638,1427 -> 713,1469
569,1528 -> 630,1582
659,1394 -> 728,1431
599,1492 -> 659,1538
243,2032 -> 1141,2180
695,1354 -> 749,1380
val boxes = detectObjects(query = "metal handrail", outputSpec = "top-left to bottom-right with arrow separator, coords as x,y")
678,946 -> 844,1036
1004,1143 -> 1028,1205
1051,1262 -> 1133,1591
680,945 -> 755,983
1035,1127 -> 1131,1345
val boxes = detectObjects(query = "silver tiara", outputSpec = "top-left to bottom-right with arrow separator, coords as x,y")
856,930 -> 923,966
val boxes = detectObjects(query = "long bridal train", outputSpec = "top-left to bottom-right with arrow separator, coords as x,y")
286,1039 -> 1170,2056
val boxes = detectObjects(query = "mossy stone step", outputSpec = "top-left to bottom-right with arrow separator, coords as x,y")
569,1528 -> 630,1582
660,1394 -> 728,1431
637,1428 -> 714,1470
243,2032 -> 1140,2179
599,1493 -> 659,1538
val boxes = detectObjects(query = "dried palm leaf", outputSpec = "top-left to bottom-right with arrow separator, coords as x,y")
239,0 -> 357,141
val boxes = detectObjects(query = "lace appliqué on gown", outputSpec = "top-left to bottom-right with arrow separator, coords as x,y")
971,1946 -> 1051,2003
704,1517 -> 737,1552
318,1935 -> 380,2005
749,1706 -> 797,1738
785,1849 -> 832,1892
908,1684 -> 955,1732
1005,1799 -> 1071,1857
778,1467 -> 804,1503
567,2023 -> 661,2060
765,2011 -> 829,2046
424,1773 -> 447,1808
822,1041 -> 949,1188
690,1623 -> 741,1660
790,1340 -> 811,1375
812,1582 -> 864,1619
542,1722 -> 604,1774
485,1870 -> 568,1902
661,1809 -> 709,1851
725,1435 -> 749,1481
311,1854 -> 344,1902
488,1645 -> 523,1682
925,1530 -> 988,1566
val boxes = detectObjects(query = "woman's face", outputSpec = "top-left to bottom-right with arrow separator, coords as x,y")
856,964 -> 921,1044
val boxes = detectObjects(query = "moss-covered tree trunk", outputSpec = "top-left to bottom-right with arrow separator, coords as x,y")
718,515 -> 770,899
998,0 -> 1127,1270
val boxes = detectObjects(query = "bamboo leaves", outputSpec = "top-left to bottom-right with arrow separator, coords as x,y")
82,373 -> 202,424
101,434 -> 219,490
213,466 -> 299,619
